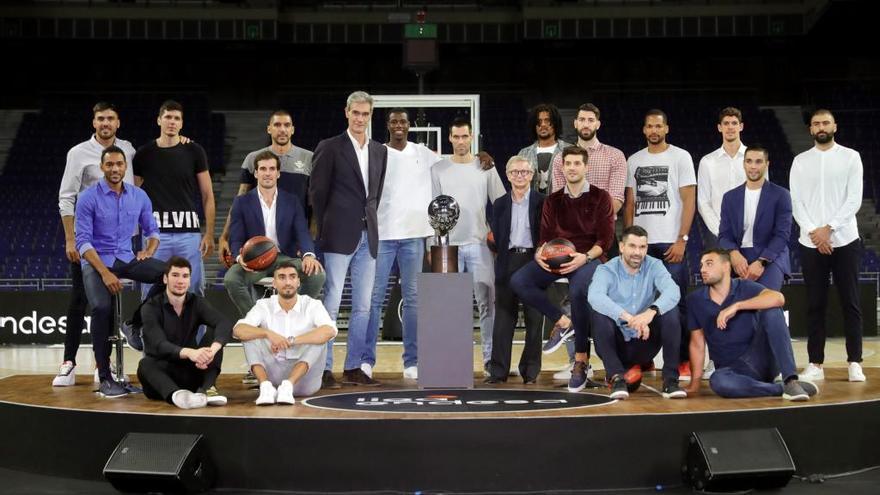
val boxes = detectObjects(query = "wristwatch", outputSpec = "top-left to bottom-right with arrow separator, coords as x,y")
648,304 -> 660,314
678,234 -> 689,242
759,258 -> 771,267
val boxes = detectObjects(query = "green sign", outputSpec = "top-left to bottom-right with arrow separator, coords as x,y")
404,23 -> 437,39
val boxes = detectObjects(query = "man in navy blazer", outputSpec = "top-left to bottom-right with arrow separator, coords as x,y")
308,91 -> 388,387
484,156 -> 546,384
224,150 -> 325,316
718,146 -> 792,290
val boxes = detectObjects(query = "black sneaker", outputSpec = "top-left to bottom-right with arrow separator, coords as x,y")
322,370 -> 341,390
567,361 -> 589,392
120,320 -> 144,352
662,379 -> 687,399
483,375 -> 506,384
542,325 -> 574,354
97,379 -> 129,398
608,375 -> 629,400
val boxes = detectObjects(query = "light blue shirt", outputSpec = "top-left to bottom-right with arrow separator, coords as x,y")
587,255 -> 680,341
508,191 -> 533,249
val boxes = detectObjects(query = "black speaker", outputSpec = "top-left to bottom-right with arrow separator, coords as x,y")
103,433 -> 215,493
683,428 -> 795,492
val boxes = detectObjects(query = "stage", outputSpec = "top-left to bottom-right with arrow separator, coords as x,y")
1,369 -> 878,493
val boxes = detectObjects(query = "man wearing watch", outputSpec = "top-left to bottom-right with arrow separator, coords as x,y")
588,226 -> 686,400
717,146 -> 791,291
624,109 -> 697,379
224,150 -> 325,317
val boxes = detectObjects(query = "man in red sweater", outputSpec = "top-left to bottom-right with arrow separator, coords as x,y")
511,146 -> 615,392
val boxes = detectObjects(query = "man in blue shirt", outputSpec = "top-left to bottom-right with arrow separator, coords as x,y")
75,145 -> 167,398
685,249 -> 818,401
588,226 -> 686,400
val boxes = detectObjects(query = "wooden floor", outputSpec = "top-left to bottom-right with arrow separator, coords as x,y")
2,368 -> 878,420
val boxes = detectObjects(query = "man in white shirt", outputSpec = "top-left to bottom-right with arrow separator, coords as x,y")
233,261 -> 338,405
790,109 -> 866,383
624,109 -> 697,380
697,107 -> 748,248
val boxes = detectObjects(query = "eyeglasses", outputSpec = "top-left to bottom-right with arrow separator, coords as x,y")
507,170 -> 533,177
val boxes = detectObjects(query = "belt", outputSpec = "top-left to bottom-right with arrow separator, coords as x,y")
509,247 -> 534,254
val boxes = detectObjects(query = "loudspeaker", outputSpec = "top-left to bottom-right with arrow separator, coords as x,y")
104,433 -> 215,493
683,428 -> 795,492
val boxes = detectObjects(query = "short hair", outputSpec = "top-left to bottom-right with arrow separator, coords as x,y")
158,99 -> 183,116
645,109 -> 668,125
577,103 -> 601,120
269,109 -> 292,123
346,91 -> 374,110
620,225 -> 648,243
274,259 -> 299,274
718,107 -> 743,124
744,145 -> 769,160
450,117 -> 472,133
100,145 -> 127,164
810,108 -> 835,122
93,101 -> 119,116
505,155 -> 533,172
386,107 -> 409,122
252,150 -> 280,170
561,145 -> 588,163
526,103 -> 563,142
164,256 -> 192,276
701,248 -> 731,264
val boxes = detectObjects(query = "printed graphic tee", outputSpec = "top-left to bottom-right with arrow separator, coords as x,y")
626,144 -> 696,244
133,141 -> 209,233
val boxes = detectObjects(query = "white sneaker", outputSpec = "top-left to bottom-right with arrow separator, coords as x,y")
171,390 -> 207,409
848,362 -> 866,382
360,363 -> 373,378
403,366 -> 419,380
800,363 -> 825,381
205,386 -> 227,406
52,361 -> 76,387
509,368 -> 520,377
553,363 -> 592,381
93,365 -> 119,384
703,360 -> 715,380
276,380 -> 295,405
255,381 -> 277,406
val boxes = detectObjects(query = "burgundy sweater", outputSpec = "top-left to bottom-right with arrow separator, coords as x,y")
540,184 -> 615,256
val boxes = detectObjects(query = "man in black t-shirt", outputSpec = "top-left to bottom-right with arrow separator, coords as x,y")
134,100 -> 216,298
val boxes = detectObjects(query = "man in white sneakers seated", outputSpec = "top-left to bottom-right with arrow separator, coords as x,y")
233,260 -> 337,405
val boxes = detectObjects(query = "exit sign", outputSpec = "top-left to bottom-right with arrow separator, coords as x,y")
404,23 -> 437,39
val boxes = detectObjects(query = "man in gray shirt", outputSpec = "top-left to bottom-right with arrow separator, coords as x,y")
431,117 -> 506,372
517,103 -> 570,195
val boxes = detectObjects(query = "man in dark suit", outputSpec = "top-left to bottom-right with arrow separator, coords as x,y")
718,146 -> 791,291
224,150 -> 325,316
485,156 -> 546,384
309,91 -> 388,388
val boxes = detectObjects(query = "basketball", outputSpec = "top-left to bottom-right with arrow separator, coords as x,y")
240,236 -> 278,271
624,365 -> 643,393
487,231 -> 496,253
541,238 -> 576,271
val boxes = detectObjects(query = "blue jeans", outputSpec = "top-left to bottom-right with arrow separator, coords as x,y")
365,238 -> 424,368
457,242 -> 496,365
648,243 -> 689,360
739,247 -> 785,290
141,232 -> 204,297
83,257 -> 166,381
322,231 -> 377,371
709,308 -> 798,398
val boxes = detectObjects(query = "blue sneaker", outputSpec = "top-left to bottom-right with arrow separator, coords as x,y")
121,320 -> 144,352
567,361 -> 589,392
97,379 -> 129,398
542,325 -> 574,354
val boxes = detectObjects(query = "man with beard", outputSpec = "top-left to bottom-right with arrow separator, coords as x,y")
718,146 -> 791,291
511,146 -> 615,392
685,249 -> 818,401
588,226 -> 685,399
790,109 -> 866,383
517,103 -> 570,195
138,257 -> 234,409
625,109 -> 696,380
234,261 -> 337,405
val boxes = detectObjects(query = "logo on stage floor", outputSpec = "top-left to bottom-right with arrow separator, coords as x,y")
302,389 -> 613,413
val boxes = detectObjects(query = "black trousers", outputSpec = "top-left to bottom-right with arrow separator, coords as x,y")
592,310 -> 681,382
63,261 -> 90,365
488,251 -> 543,381
137,352 -> 223,404
801,240 -> 863,363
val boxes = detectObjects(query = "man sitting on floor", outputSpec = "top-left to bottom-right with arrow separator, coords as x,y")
685,249 -> 818,401
137,256 -> 234,409
233,260 -> 337,405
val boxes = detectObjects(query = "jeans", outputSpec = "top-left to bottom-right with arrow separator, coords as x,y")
592,309 -> 681,381
457,242 -> 496,365
365,238 -> 424,368
709,308 -> 798,398
322,231 -> 377,371
223,254 -> 325,317
82,257 -> 166,381
739,247 -> 785,291
141,232 -> 204,298
648,243 -> 689,361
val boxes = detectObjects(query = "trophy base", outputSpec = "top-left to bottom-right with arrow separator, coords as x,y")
430,245 -> 459,273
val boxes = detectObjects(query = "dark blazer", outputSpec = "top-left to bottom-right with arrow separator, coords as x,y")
229,188 -> 315,258
308,132 -> 387,257
718,181 -> 792,276
490,189 -> 545,284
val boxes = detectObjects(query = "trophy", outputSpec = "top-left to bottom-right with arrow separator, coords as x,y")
428,194 -> 460,273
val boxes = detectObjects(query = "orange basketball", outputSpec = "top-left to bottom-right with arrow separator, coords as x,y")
240,236 -> 278,271
487,231 -> 497,253
541,238 -> 576,272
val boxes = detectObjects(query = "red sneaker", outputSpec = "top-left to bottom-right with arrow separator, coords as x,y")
678,362 -> 692,382
624,365 -> 642,393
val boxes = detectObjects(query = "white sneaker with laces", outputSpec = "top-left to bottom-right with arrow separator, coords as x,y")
703,360 -> 715,380
403,366 -> 418,380
800,363 -> 825,381
171,390 -> 207,409
256,381 -> 277,406
52,361 -> 76,387
848,362 -> 866,382
276,380 -> 295,405
361,363 -> 373,378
